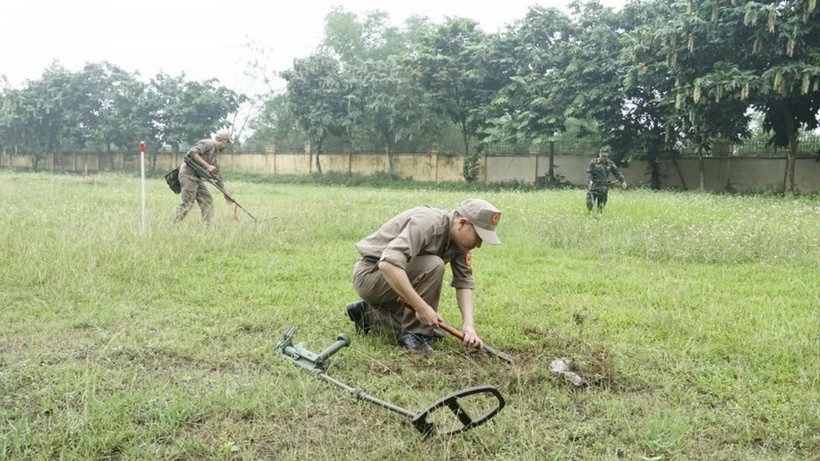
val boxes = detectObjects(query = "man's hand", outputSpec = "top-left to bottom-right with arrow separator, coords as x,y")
415,305 -> 442,326
588,180 -> 594,189
206,164 -> 219,176
461,326 -> 483,349
621,181 -> 628,190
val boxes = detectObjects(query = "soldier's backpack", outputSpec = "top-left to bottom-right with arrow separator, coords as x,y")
164,167 -> 181,194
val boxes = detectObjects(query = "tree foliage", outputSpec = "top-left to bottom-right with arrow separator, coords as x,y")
321,9 -> 441,174
6,2 -> 820,193
414,18 -> 496,182
0,61 -> 244,170
149,73 -> 244,154
247,93 -> 307,153
0,63 -> 75,169
281,53 -> 351,174
484,6 -> 577,145
656,0 -> 820,193
347,56 -> 438,175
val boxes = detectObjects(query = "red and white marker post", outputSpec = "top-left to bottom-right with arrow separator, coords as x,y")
139,141 -> 146,232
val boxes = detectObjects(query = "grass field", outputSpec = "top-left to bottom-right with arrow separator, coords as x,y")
1,170 -> 818,460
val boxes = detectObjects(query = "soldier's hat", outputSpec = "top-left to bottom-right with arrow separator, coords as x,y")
215,130 -> 232,143
456,198 -> 502,245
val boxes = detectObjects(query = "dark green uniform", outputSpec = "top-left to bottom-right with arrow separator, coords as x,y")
586,157 -> 625,212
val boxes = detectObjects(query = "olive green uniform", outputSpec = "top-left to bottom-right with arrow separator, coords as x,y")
173,139 -> 221,223
352,206 -> 474,337
586,158 -> 624,211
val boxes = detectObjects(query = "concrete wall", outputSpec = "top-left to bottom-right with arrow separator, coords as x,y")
2,150 -> 819,193
486,155 -> 537,183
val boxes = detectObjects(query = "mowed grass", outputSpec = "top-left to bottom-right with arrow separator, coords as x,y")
0,170 -> 818,460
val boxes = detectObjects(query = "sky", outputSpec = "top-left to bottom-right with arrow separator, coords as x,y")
0,0 -> 624,96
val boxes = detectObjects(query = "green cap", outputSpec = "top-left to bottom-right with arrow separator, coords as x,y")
456,198 -> 502,244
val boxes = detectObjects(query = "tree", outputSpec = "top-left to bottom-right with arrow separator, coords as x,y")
321,8 -> 409,64
415,18 -> 495,182
0,62 -> 243,171
620,0 -> 699,189
347,56 -> 438,175
658,0 -> 820,194
0,63 -> 75,169
68,62 -> 158,170
246,92 -> 307,153
484,6 -> 577,184
561,0 -> 689,189
281,54 -> 351,174
318,8 -> 440,170
317,8 -> 440,173
558,2 -> 652,175
149,73 -> 244,154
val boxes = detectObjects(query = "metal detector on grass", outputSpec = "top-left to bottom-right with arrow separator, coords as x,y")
274,327 -> 506,437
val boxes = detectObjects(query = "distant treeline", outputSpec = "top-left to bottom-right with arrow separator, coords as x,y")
3,1 -> 820,192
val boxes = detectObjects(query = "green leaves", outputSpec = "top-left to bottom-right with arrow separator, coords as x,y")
655,0 -> 820,192
0,62 -> 243,160
414,18 -> 496,181
281,53 -> 351,172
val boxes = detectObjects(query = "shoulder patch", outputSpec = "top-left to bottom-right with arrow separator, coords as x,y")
465,252 -> 473,267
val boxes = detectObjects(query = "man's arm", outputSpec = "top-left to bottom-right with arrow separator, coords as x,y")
184,142 -> 219,176
610,161 -> 627,187
185,145 -> 230,199
377,260 -> 441,326
186,151 -> 219,176
455,288 -> 483,348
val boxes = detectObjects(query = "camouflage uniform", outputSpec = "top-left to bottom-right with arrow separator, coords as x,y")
586,155 -> 625,212
352,206 -> 477,338
173,139 -> 222,223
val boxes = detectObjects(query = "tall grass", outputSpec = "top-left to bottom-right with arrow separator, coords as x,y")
1,171 -> 818,460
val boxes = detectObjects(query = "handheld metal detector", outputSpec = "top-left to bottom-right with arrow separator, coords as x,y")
274,327 -> 506,437
183,155 -> 259,223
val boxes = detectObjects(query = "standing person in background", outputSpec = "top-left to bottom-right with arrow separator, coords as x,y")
586,146 -> 627,212
173,130 -> 232,224
346,199 -> 503,354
